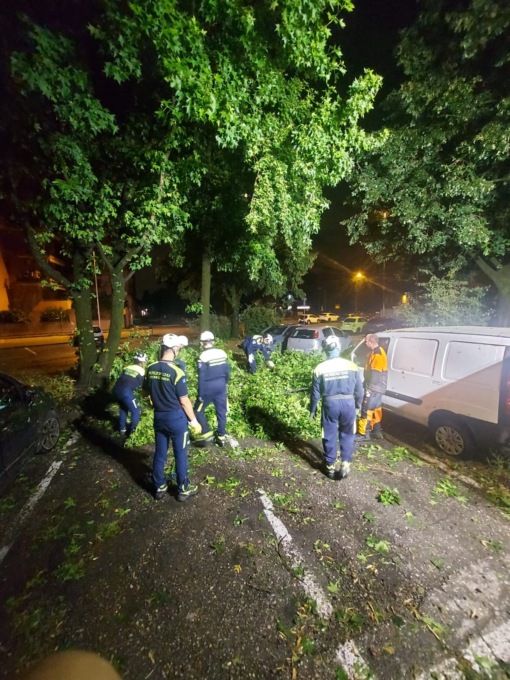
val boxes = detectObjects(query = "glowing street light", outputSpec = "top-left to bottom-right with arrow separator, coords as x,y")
352,271 -> 365,313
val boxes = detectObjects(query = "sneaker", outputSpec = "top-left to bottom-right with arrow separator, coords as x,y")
177,483 -> 199,502
216,434 -> 240,450
324,463 -> 337,480
340,462 -> 351,479
154,484 -> 168,500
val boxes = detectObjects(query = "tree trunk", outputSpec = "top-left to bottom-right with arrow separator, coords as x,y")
475,258 -> 510,325
72,247 -> 97,390
201,252 -> 211,332
224,284 -> 243,338
95,267 -> 126,384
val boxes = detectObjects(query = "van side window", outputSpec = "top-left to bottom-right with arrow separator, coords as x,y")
444,342 -> 504,381
392,338 -> 438,376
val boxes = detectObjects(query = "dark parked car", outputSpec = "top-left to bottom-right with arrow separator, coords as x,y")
93,325 -> 105,348
363,317 -> 406,334
0,373 -> 60,490
71,325 -> 105,349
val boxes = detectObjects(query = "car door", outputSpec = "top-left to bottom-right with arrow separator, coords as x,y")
0,376 -> 37,481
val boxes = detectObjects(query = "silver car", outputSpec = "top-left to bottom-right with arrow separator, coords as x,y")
284,325 -> 352,354
261,324 -> 301,347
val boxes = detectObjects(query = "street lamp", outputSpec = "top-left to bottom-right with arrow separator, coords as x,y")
353,271 -> 365,313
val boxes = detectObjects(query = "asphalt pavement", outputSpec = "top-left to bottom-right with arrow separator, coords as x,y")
0,418 -> 509,679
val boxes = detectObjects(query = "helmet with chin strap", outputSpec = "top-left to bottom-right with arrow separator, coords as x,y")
200,331 -> 215,345
161,333 -> 180,350
322,335 -> 340,353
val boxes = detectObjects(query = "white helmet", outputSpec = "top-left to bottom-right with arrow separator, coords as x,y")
134,351 -> 147,362
177,335 -> 189,347
323,335 -> 340,353
263,333 -> 273,344
200,331 -> 215,343
162,333 -> 180,348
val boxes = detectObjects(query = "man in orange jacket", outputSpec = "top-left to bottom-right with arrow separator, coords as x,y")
356,334 -> 388,441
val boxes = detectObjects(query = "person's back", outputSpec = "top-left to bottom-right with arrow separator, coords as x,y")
313,355 -> 363,402
198,346 -> 230,389
194,331 -> 235,447
144,359 -> 186,412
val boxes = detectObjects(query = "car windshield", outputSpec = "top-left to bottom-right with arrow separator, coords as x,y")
265,325 -> 286,335
293,329 -> 317,339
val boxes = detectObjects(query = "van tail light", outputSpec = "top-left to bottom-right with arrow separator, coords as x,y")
314,330 -> 319,339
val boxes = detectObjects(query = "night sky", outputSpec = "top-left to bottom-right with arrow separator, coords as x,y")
302,0 -> 420,316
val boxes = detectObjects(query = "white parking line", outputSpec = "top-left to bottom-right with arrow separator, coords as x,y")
336,640 -> 372,679
463,621 -> 510,668
258,489 -> 333,619
0,459 -> 63,567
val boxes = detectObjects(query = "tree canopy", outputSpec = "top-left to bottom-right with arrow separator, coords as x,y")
345,0 -> 510,322
2,0 -> 383,386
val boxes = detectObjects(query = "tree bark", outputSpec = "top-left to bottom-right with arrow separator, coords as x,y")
223,284 -> 243,337
475,257 -> 510,325
71,248 -> 97,390
96,267 -> 126,382
201,252 -> 211,332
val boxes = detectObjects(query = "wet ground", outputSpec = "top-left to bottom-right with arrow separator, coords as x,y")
1,414 -> 509,679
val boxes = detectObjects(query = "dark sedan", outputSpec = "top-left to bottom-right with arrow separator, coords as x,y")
0,373 -> 60,490
363,317 -> 406,334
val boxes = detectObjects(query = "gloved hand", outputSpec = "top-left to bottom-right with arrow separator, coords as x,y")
189,419 -> 202,437
267,360 -> 275,369
309,410 -> 316,419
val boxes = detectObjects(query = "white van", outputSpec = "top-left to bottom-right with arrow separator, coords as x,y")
350,327 -> 510,458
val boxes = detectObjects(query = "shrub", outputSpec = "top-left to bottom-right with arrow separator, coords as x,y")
185,314 -> 232,339
0,309 -> 31,323
240,305 -> 281,336
40,308 -> 70,323
126,341 -> 324,447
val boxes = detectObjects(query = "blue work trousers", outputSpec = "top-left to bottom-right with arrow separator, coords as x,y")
113,388 -> 140,433
153,411 -> 190,492
194,384 -> 228,436
321,397 -> 356,466
244,349 -> 258,374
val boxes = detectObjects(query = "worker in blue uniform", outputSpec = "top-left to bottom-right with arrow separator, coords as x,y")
193,331 -> 235,447
112,351 -> 147,436
240,333 -> 274,374
309,335 -> 363,480
143,333 -> 201,501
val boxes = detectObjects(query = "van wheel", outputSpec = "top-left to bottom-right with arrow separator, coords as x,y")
433,418 -> 474,458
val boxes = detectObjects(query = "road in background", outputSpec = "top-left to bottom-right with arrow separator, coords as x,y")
0,324 -> 196,379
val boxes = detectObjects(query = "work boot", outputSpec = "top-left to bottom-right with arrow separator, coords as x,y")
177,483 -> 199,502
370,430 -> 384,440
354,432 -> 370,442
192,431 -> 214,447
154,484 -> 168,501
340,462 -> 351,479
324,463 -> 337,480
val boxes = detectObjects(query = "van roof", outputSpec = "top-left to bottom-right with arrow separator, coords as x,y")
381,326 -> 510,338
